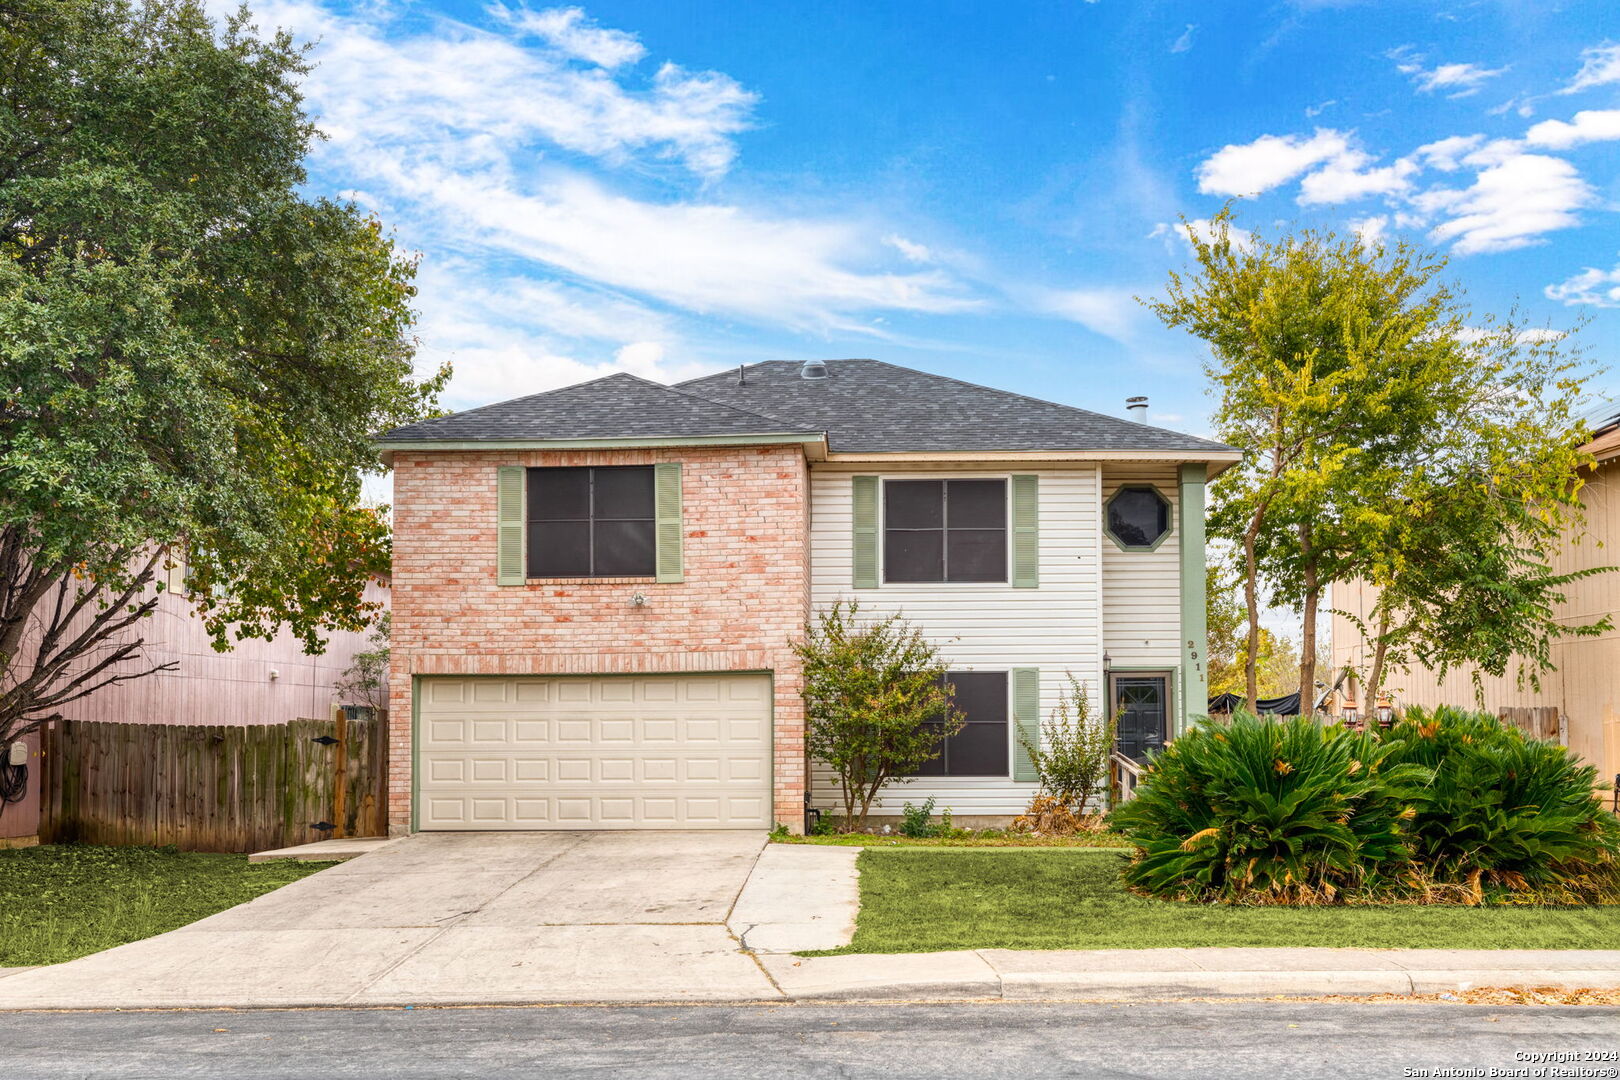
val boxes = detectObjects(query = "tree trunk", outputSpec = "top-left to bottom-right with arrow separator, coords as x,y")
1297,521 -> 1319,716
1363,610 -> 1391,717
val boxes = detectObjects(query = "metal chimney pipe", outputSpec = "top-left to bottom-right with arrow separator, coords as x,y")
1126,396 -> 1148,422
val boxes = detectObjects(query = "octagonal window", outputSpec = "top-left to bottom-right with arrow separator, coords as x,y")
1105,486 -> 1172,551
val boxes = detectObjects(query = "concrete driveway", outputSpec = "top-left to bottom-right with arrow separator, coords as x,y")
0,832 -> 787,1009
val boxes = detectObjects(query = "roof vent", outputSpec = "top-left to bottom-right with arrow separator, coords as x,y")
1126,396 -> 1148,422
800,359 -> 829,380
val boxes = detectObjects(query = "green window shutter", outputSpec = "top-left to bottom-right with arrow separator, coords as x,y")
1012,667 -> 1040,782
1011,474 -> 1039,588
497,466 -> 526,586
654,462 -> 684,583
851,475 -> 879,589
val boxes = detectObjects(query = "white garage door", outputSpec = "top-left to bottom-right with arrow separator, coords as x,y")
416,674 -> 773,830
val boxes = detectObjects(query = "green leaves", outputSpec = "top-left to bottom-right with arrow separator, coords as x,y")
1146,207 -> 1599,709
0,1 -> 445,738
1110,710 -> 1619,905
795,601 -> 962,831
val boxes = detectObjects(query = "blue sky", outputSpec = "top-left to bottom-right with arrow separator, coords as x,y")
233,0 -> 1620,436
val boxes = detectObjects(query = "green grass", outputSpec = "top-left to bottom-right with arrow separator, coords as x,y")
0,844 -> 334,966
776,832 -> 1130,849
812,849 -> 1620,954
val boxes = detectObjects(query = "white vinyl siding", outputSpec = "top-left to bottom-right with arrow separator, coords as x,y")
1102,465 -> 1183,672
809,465 -> 1105,816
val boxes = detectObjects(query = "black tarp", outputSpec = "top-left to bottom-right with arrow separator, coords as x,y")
1207,691 -> 1302,716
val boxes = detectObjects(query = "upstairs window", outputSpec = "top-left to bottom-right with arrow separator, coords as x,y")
1105,485 -> 1172,551
527,466 -> 655,577
883,479 -> 1007,583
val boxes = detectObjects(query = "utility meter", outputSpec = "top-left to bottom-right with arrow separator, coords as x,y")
6,741 -> 25,766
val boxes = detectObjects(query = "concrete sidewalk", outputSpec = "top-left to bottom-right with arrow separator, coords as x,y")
758,947 -> 1620,1001
0,837 -> 1613,1009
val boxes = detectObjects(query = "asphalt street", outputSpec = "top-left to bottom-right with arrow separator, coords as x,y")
2,1001 -> 1616,1079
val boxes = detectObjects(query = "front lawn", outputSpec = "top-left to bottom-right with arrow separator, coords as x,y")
0,845 -> 333,966
813,849 -> 1620,954
776,833 -> 1130,849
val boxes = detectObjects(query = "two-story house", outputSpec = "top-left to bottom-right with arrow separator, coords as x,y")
378,359 -> 1238,833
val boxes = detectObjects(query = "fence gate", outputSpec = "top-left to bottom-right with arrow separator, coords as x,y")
40,708 -> 388,853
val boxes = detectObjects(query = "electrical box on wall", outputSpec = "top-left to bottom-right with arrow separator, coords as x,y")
7,741 -> 25,766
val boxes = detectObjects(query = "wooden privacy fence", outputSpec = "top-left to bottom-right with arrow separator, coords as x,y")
1497,706 -> 1567,744
40,710 -> 388,853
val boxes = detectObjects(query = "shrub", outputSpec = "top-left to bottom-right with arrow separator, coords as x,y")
797,601 -> 963,831
899,797 -> 956,838
1110,708 -> 1620,905
1108,712 -> 1430,903
1380,707 -> 1620,900
1018,675 -> 1115,816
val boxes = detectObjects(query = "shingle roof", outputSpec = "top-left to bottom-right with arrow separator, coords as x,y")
378,372 -> 815,442
379,359 -> 1235,455
676,359 -> 1234,454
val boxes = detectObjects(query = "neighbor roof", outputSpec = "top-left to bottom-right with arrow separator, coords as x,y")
378,359 -> 1235,456
378,372 -> 818,443
676,360 -> 1232,454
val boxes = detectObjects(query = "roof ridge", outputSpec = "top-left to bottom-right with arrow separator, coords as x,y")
398,371 -> 645,430
647,371 -> 812,431
847,358 -> 1210,441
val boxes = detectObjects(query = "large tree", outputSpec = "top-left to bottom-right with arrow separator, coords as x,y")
1147,209 -> 1593,712
0,0 -> 446,745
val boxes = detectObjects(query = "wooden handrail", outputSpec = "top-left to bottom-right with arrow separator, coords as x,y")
1110,751 -> 1145,804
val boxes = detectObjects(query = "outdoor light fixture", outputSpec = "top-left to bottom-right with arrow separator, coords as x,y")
1341,700 -> 1359,724
1102,650 -> 1112,670
1376,697 -> 1393,726
631,593 -> 647,607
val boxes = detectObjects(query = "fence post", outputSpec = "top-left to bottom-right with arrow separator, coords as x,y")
332,705 -> 348,839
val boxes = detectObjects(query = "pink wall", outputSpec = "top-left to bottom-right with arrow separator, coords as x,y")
0,579 -> 390,840
0,732 -> 40,843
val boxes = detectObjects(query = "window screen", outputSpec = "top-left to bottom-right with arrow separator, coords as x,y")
527,466 -> 655,578
884,479 -> 1007,583
912,671 -> 1010,778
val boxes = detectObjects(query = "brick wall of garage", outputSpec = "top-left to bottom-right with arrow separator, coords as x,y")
387,444 -> 811,831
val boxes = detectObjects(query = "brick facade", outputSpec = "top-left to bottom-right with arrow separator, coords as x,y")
387,444 -> 811,832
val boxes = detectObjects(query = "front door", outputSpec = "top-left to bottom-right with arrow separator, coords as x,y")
1114,675 -> 1169,762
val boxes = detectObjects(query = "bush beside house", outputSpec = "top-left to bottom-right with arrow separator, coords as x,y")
1110,709 -> 1620,905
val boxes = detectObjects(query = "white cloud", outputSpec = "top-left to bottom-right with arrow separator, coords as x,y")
1458,138 -> 1524,168
1298,152 -> 1418,205
266,0 -> 756,180
1525,110 -> 1620,150
1389,47 -> 1506,98
491,4 -> 646,68
1559,42 -> 1620,95
265,1 -> 973,323
883,234 -> 934,264
229,0 -> 987,405
1414,134 -> 1484,172
1196,129 -> 1350,196
404,172 -> 977,328
1150,219 -> 1257,253
1304,100 -> 1337,119
1545,264 -> 1620,308
1170,24 -> 1196,54
1034,287 -> 1145,342
1415,154 -> 1595,255
1350,215 -> 1388,247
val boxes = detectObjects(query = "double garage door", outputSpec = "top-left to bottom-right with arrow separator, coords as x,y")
416,674 -> 772,830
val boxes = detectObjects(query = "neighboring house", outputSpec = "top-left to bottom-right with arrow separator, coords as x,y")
1330,412 -> 1620,787
0,575 -> 389,844
381,359 -> 1238,833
